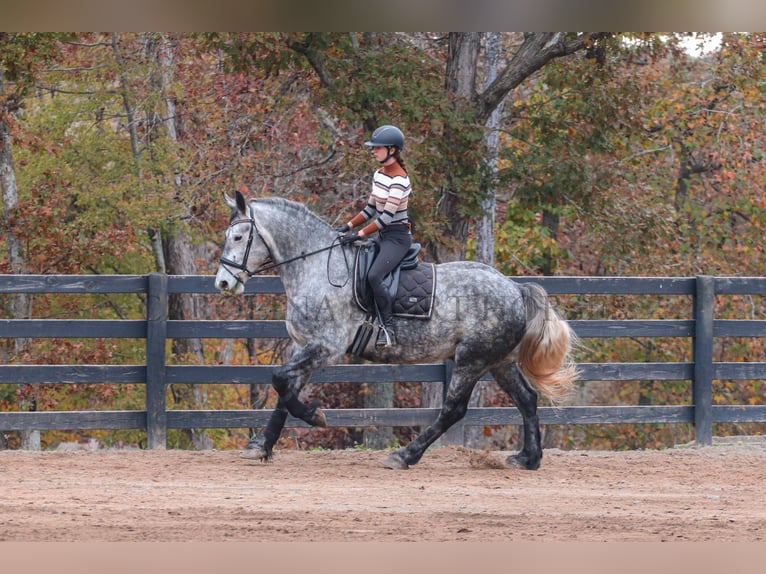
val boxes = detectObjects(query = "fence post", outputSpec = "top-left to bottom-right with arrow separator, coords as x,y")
146,272 -> 168,449
441,359 -> 465,445
693,275 -> 714,446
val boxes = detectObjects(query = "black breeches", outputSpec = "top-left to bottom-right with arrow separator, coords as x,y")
368,225 -> 412,320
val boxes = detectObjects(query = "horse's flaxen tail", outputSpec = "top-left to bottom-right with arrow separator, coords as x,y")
517,282 -> 580,403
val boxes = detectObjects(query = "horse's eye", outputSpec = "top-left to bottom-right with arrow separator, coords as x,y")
234,235 -> 243,241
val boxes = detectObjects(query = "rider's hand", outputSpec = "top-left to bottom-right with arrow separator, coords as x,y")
339,232 -> 361,245
335,223 -> 350,234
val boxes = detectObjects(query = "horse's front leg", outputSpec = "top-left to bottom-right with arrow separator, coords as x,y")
241,398 -> 288,461
242,343 -> 330,461
270,342 -> 332,428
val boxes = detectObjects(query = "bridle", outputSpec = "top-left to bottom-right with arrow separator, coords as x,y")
218,203 -> 350,287
218,204 -> 267,281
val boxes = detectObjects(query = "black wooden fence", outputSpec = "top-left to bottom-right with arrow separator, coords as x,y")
1,273 -> 765,448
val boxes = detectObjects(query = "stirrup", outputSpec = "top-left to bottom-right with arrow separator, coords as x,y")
376,324 -> 396,347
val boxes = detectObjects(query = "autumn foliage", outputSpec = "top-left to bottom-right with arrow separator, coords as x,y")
1,32 -> 764,450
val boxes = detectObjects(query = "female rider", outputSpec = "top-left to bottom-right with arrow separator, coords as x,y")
336,125 -> 413,347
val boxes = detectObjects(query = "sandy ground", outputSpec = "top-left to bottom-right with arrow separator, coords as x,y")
0,441 -> 764,542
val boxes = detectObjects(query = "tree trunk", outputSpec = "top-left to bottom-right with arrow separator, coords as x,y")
433,33 -> 482,264
0,74 -> 31,326
154,33 -> 212,450
540,208 -> 560,276
111,33 -> 141,165
1,68 -> 38,450
474,32 -> 503,269
466,33 -> 506,449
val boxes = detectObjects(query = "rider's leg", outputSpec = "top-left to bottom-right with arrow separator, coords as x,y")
367,226 -> 411,347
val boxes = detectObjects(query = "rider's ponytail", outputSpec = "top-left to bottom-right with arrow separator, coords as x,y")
392,149 -> 408,174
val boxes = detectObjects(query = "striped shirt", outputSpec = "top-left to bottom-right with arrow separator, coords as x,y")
351,169 -> 412,236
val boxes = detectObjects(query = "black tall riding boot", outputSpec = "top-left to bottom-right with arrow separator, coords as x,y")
374,290 -> 396,347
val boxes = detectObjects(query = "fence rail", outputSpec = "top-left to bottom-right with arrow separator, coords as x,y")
2,273 -> 766,448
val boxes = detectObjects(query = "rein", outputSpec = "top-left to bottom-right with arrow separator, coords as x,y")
219,205 -> 351,287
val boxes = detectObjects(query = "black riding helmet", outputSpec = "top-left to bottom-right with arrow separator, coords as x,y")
364,125 -> 404,164
364,125 -> 404,150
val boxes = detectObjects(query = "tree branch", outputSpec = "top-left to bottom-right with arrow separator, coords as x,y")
287,33 -> 336,90
477,32 -> 612,124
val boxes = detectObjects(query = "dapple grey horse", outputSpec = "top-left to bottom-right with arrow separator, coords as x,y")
214,191 -> 578,470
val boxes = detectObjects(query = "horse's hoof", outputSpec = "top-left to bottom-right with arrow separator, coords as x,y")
504,453 -> 540,471
381,452 -> 409,470
311,407 -> 327,428
240,439 -> 272,462
240,447 -> 269,461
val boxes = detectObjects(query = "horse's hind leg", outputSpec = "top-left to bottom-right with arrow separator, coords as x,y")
492,362 -> 542,470
382,359 -> 483,470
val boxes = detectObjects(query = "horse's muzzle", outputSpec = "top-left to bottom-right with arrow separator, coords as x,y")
214,270 -> 245,296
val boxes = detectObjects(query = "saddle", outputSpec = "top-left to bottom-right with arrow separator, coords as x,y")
352,241 -> 436,320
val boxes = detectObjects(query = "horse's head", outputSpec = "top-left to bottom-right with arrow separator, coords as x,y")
214,191 -> 272,295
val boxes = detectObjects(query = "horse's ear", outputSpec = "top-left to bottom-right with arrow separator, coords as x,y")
235,190 -> 248,214
223,192 -> 238,211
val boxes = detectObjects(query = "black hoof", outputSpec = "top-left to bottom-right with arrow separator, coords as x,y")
504,452 -> 541,471
381,451 -> 409,470
241,437 -> 273,462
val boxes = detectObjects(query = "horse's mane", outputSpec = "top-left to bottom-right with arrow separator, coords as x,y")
253,197 -> 332,231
